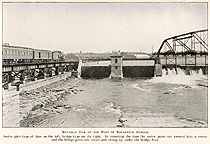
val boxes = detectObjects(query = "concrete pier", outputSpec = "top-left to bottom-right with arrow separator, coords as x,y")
110,55 -> 123,78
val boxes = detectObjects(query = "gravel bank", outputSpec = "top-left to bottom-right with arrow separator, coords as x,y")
20,77 -> 82,127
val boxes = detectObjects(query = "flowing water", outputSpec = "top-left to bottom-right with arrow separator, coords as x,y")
37,68 -> 207,128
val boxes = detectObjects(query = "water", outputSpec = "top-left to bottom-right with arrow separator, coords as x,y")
39,68 -> 207,128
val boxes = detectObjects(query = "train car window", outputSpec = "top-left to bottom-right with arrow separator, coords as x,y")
39,52 -> 41,58
48,53 -> 49,58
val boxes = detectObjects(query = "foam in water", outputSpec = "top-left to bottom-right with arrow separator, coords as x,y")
131,84 -> 151,92
148,68 -> 207,85
104,102 -> 122,115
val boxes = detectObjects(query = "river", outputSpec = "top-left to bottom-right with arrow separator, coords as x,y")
20,68 -> 208,128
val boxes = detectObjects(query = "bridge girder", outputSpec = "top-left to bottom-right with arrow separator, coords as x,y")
157,29 -> 208,55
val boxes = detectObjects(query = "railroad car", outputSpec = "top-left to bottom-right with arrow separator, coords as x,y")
3,44 -> 33,63
33,49 -> 53,62
2,43 -> 65,64
52,51 -> 65,61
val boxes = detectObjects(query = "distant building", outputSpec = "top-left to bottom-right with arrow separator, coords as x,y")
134,53 -> 150,58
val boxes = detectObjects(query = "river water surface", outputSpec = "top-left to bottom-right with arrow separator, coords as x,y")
27,68 -> 207,128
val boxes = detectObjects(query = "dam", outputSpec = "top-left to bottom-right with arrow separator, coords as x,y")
2,29 -> 208,128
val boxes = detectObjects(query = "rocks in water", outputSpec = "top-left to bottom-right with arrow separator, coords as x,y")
54,89 -> 64,92
198,121 -> 206,124
118,117 -> 127,123
117,123 -> 125,127
183,85 -> 192,88
43,108 -> 50,111
31,104 -> 43,111
163,90 -> 175,94
53,104 -> 71,109
186,118 -> 196,122
56,111 -> 62,114
64,105 -> 71,109
56,105 -> 63,108
175,115 -> 207,126
117,84 -> 123,86
198,84 -> 208,87
66,76 -> 71,80
117,116 -> 128,127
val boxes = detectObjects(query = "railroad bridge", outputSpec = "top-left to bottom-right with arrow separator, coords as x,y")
154,29 -> 208,74
2,60 -> 78,90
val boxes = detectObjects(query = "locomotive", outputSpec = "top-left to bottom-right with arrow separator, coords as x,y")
2,43 -> 65,64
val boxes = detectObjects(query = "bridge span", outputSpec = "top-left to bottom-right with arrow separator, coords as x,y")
2,61 -> 79,90
154,29 -> 208,74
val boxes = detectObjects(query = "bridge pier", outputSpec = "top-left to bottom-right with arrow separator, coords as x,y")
61,66 -> 65,74
31,70 -> 38,81
66,66 -> 71,72
110,55 -> 123,78
48,68 -> 53,77
154,57 -> 162,76
55,67 -> 60,75
20,70 -> 26,85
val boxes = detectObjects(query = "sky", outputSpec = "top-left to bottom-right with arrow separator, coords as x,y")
3,3 -> 207,53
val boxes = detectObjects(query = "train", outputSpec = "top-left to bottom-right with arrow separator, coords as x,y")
2,43 -> 65,64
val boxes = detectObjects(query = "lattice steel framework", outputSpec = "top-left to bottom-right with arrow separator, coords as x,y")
156,30 -> 208,74
157,29 -> 208,55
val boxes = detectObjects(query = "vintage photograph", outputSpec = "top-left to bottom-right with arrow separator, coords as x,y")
2,2 -> 208,128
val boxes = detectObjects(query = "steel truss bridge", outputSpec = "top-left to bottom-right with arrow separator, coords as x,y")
155,29 -> 208,74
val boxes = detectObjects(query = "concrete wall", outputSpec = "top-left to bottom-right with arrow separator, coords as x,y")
3,90 -> 20,127
81,66 -> 111,78
123,66 -> 155,77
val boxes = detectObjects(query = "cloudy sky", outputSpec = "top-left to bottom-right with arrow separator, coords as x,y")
3,3 -> 207,53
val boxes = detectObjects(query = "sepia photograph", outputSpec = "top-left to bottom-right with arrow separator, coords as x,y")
2,2 -> 208,129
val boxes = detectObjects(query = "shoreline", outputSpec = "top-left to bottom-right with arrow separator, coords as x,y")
19,77 -> 80,127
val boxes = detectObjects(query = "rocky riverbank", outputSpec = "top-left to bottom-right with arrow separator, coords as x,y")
20,77 -> 82,127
